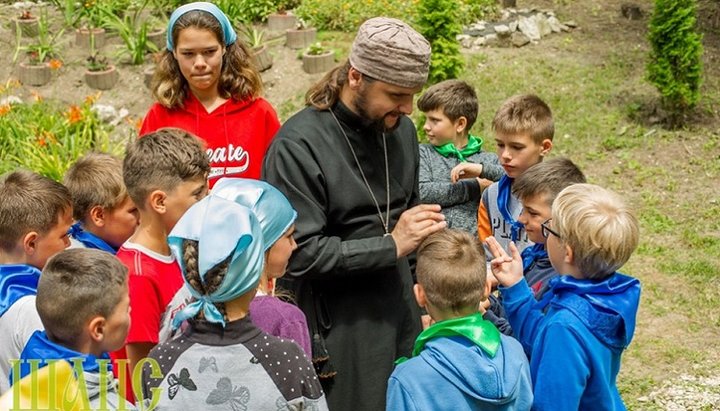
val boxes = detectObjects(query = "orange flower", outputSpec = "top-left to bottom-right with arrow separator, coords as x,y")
30,90 -> 42,102
0,105 -> 11,116
84,92 -> 101,106
67,105 -> 83,124
48,59 -> 63,70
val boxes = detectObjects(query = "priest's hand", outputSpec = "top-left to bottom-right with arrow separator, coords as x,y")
391,204 -> 446,258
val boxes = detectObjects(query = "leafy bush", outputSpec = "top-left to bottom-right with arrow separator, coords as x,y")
415,0 -> 464,85
296,0 -> 416,31
296,0 -> 495,32
646,0 -> 703,126
0,87 -> 122,181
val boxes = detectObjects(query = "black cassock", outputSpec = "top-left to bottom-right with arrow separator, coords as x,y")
262,101 -> 422,411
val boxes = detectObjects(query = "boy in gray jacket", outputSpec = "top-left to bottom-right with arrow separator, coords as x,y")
418,80 -> 504,237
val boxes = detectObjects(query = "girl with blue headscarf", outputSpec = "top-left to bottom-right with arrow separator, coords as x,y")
141,195 -> 327,410
157,179 -> 312,358
212,178 -> 312,357
140,2 -> 280,187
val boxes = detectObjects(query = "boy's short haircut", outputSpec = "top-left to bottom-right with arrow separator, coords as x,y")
416,229 -> 486,312
553,184 -> 639,280
0,170 -> 72,252
492,94 -> 554,143
64,152 -> 127,222
123,128 -> 210,208
512,157 -> 587,205
36,248 -> 128,344
417,79 -> 479,130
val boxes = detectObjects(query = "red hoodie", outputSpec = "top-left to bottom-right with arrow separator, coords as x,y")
140,94 -> 280,187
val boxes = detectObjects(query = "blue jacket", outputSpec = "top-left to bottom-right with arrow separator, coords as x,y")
501,273 -> 641,411
386,334 -> 533,411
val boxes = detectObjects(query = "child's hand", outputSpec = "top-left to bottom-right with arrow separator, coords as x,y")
450,163 -> 483,183
484,237 -> 524,288
479,298 -> 491,314
478,178 -> 493,190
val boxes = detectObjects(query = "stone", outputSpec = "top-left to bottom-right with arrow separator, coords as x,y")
509,20 -> 519,32
536,14 -> 552,37
621,3 -> 643,20
473,36 -> 487,47
0,95 -> 22,105
547,16 -> 563,33
511,32 -> 530,47
494,24 -> 511,35
560,24 -> 571,32
518,16 -> 541,41
457,34 -> 471,42
501,10 -> 512,20
564,20 -> 578,28
460,36 -> 475,48
463,27 -> 483,37
484,33 -> 499,47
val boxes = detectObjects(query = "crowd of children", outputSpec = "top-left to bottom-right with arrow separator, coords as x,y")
0,5 -> 642,411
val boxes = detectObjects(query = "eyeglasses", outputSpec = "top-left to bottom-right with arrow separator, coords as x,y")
541,219 -> 561,239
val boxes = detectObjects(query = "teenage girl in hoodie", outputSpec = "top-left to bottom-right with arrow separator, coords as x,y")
141,2 -> 280,187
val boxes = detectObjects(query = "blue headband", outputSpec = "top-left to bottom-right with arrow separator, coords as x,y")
213,178 -> 297,251
166,2 -> 237,51
169,195 -> 264,328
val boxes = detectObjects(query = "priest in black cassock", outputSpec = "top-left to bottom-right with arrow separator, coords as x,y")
262,17 -> 447,411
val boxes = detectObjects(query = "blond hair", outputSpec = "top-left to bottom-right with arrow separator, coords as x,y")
123,128 -> 210,208
492,94 -> 554,143
37,248 -> 128,345
417,79 -> 479,129
553,184 -> 639,279
152,10 -> 263,109
64,152 -> 127,222
512,157 -> 586,205
416,229 -> 486,313
0,170 -> 72,252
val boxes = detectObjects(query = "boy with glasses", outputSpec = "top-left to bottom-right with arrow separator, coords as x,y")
510,157 -> 585,300
486,183 -> 641,410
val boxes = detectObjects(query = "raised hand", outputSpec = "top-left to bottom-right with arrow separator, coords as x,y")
484,236 -> 524,288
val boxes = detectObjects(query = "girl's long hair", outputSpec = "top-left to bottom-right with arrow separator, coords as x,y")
152,10 -> 263,109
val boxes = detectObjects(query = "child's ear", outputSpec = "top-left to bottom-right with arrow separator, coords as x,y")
149,190 -> 167,214
564,244 -> 574,265
540,139 -> 553,157
455,116 -> 468,134
483,277 -> 492,300
88,316 -> 106,343
22,232 -> 40,256
413,284 -> 427,308
89,205 -> 106,227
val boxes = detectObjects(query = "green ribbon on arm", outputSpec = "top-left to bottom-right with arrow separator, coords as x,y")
395,312 -> 501,365
432,135 -> 484,162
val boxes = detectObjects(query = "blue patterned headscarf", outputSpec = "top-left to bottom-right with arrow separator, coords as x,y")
166,2 -> 237,51
168,195 -> 264,328
213,178 -> 297,251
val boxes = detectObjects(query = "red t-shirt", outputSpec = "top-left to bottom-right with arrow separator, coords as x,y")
140,94 -> 280,187
110,241 -> 184,402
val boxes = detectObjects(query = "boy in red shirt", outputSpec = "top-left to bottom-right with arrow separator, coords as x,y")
111,127 -> 209,402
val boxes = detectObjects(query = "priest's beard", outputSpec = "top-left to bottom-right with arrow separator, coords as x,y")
352,86 -> 402,133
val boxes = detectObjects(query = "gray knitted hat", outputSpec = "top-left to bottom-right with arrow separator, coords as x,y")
349,17 -> 431,89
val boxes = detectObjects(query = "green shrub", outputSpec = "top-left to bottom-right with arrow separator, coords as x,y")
646,0 -> 703,126
296,0 -> 494,33
0,89 -> 121,181
296,0 -> 417,31
415,0 -> 464,85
